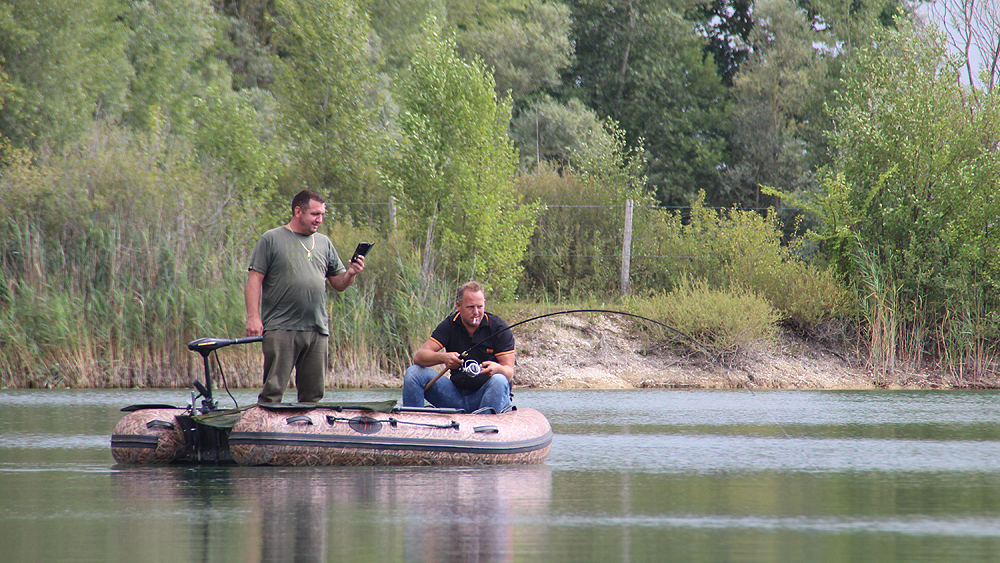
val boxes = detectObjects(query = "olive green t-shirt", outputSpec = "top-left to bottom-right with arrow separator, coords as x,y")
248,226 -> 346,335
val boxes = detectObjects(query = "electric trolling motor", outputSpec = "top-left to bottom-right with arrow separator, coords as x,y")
187,336 -> 262,414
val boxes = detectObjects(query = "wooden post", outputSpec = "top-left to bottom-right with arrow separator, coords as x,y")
621,199 -> 633,296
388,196 -> 397,231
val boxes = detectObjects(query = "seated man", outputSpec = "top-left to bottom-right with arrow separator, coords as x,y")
402,281 -> 514,413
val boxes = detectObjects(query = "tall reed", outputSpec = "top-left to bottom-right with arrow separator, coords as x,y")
0,125 -> 449,388
0,213 -> 460,389
854,245 -> 899,385
852,243 -> 1000,386
934,286 -> 1000,387
323,229 -> 454,388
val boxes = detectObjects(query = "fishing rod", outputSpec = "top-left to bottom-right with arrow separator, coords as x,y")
426,308 -> 796,447
424,309 -> 705,391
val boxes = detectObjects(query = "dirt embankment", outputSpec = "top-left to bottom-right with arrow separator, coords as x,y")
509,313 -> 954,390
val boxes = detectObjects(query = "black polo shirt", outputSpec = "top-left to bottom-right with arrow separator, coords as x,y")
429,311 -> 515,390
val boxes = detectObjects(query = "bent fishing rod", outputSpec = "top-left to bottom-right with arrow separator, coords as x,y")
424,309 -> 705,391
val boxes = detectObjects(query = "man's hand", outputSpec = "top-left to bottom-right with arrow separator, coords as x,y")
479,360 -> 499,376
329,255 -> 363,292
414,340 -> 463,370
246,317 -> 263,337
348,254 -> 365,274
442,351 -> 462,370
481,355 -> 515,383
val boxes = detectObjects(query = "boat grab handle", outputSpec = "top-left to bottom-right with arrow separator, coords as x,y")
474,425 -> 499,434
146,419 -> 176,430
285,415 -> 314,425
385,417 -> 460,430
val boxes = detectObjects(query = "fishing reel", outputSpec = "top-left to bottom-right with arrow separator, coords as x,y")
460,359 -> 481,377
447,358 -> 483,389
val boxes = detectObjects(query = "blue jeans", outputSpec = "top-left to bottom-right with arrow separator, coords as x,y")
402,365 -> 512,413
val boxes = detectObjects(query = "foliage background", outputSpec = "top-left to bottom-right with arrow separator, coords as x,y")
1,0 -> 999,387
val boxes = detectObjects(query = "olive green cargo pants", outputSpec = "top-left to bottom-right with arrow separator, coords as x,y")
257,330 -> 328,404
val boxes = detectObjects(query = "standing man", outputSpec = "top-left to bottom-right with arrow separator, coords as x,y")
245,189 -> 365,404
402,281 -> 515,413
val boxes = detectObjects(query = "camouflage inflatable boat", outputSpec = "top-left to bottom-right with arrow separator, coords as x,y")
112,402 -> 552,466
111,337 -> 551,466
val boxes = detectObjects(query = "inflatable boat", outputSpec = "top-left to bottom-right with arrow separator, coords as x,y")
110,337 -> 551,467
229,403 -> 551,466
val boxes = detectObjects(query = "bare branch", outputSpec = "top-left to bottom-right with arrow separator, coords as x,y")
924,0 -> 1000,91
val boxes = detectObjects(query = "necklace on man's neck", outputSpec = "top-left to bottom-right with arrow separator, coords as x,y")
297,234 -> 315,260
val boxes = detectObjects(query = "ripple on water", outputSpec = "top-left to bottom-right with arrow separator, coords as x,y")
549,432 -> 1000,474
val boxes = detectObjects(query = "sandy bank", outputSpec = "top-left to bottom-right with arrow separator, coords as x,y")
509,313 -> 958,390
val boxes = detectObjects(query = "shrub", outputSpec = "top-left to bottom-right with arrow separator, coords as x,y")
635,191 -> 850,330
517,165 -> 625,297
631,277 -> 780,363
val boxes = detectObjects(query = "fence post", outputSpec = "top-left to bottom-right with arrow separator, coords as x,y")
621,199 -> 633,296
388,196 -> 397,231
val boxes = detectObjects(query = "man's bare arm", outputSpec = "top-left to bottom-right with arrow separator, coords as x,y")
481,352 -> 515,383
413,339 -> 461,369
245,269 -> 265,336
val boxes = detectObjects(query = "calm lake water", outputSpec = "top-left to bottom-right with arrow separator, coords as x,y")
3,387 -> 1000,562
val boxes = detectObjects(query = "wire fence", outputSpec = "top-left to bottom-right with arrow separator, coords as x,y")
289,198 -> 797,296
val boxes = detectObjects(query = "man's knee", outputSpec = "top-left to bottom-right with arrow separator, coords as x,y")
485,373 -> 510,390
404,364 -> 429,383
402,365 -> 434,407
479,374 -> 511,412
404,365 -> 441,394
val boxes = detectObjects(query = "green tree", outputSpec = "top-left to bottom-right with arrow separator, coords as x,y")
789,23 -> 1000,368
385,23 -> 538,298
508,96 -> 618,172
453,0 -> 573,98
271,0 -> 386,205
122,0 -> 233,135
369,0 -> 445,71
370,0 -> 573,100
121,1 -> 280,202
830,24 -> 1000,300
190,84 -> 280,200
720,0 -> 832,208
557,0 -> 729,206
0,0 -> 130,150
212,0 -> 281,90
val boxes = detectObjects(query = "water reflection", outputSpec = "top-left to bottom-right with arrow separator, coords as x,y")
109,464 -> 553,563
14,389 -> 1000,563
110,466 -> 247,562
254,470 -> 329,563
239,465 -> 552,563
